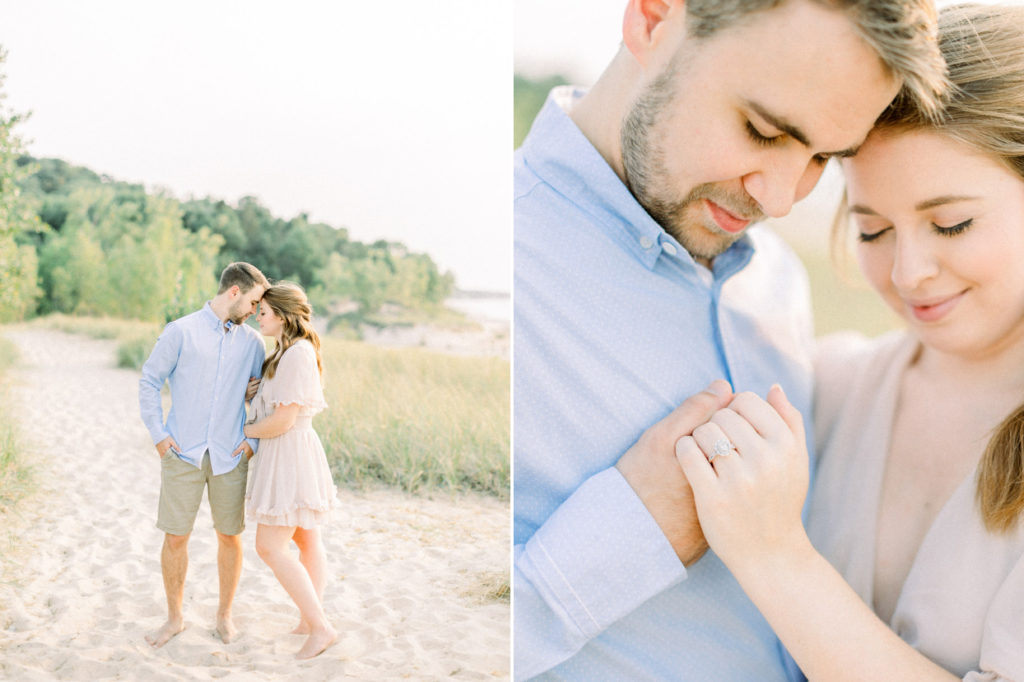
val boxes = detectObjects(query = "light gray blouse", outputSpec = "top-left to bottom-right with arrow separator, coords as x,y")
808,331 -> 1024,681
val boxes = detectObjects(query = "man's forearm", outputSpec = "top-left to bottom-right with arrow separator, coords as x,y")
514,468 -> 687,679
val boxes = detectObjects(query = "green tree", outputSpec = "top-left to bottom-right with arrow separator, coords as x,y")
36,185 -> 222,321
514,73 -> 569,149
0,48 -> 41,321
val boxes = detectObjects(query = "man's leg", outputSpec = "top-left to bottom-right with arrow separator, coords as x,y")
208,453 -> 248,643
215,530 -> 243,643
149,453 -> 204,648
145,532 -> 190,647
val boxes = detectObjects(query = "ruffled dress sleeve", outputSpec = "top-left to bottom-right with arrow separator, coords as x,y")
268,341 -> 327,415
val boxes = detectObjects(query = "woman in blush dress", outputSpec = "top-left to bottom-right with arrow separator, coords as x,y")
674,4 -> 1024,680
244,282 -> 339,659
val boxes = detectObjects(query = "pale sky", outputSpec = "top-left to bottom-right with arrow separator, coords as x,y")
0,1 -> 511,293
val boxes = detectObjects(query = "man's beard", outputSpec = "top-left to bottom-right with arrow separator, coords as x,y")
620,63 -> 763,261
227,300 -> 250,325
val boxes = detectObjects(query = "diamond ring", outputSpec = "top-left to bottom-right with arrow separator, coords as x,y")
707,438 -> 736,462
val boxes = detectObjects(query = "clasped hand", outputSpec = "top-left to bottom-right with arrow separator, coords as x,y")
616,381 -> 809,571
676,385 -> 810,572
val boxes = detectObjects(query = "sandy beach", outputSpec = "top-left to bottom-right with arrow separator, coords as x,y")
0,328 -> 509,680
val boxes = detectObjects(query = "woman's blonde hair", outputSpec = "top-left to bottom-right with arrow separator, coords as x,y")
847,3 -> 1024,533
259,282 -> 323,381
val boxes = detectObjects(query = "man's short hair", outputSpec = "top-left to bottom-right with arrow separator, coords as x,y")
685,0 -> 948,121
218,262 -> 270,294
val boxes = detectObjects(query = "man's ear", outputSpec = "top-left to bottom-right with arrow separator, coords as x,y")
622,0 -> 682,66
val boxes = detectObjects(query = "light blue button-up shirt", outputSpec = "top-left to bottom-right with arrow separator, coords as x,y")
514,87 -> 815,681
139,302 -> 266,475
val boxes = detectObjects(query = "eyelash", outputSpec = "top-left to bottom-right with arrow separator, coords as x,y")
746,120 -> 830,165
745,121 -> 780,147
858,229 -> 887,243
858,218 -> 974,243
935,218 -> 973,236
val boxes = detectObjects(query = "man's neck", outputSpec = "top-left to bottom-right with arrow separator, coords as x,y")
568,49 -> 637,184
208,296 -> 231,323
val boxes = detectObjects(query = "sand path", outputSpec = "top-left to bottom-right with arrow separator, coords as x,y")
0,328 -> 509,680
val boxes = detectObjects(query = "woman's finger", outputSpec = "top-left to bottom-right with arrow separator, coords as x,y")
727,391 -> 788,440
766,384 -> 804,439
674,435 -> 719,495
692,421 -> 741,471
709,407 -> 761,455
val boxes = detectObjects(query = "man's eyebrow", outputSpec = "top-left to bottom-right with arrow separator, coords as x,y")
747,100 -> 861,157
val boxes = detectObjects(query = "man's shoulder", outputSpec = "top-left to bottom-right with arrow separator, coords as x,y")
514,147 -> 546,203
236,322 -> 265,346
168,306 -> 208,329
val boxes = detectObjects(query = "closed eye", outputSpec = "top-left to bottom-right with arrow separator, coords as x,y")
858,227 -> 891,243
934,218 -> 973,237
745,121 -> 783,147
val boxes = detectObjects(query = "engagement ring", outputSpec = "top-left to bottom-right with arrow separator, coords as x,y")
708,438 -> 736,462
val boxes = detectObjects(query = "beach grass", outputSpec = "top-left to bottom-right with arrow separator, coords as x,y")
0,336 -> 31,514
30,314 -> 510,498
317,338 -> 510,499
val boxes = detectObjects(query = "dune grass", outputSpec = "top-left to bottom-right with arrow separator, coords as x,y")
0,336 -> 31,514
317,338 -> 509,499
31,314 -> 510,498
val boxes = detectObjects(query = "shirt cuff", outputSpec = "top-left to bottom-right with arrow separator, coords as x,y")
149,427 -> 170,445
520,467 -> 687,640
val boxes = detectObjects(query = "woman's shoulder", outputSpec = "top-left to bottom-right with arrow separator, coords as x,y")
282,338 -> 316,359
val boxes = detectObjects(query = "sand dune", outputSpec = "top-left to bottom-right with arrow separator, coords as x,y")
0,328 -> 509,680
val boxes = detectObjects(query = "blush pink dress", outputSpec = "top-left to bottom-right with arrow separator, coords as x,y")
245,339 -> 338,528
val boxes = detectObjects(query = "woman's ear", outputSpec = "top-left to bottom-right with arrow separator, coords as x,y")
622,0 -> 683,67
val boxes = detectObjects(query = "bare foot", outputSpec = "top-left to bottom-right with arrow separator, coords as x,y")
295,625 -> 337,660
290,620 -> 310,635
215,615 -> 238,643
145,618 -> 185,648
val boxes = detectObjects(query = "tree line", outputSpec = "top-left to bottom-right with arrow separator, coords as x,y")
0,151 -> 454,328
0,49 -> 454,327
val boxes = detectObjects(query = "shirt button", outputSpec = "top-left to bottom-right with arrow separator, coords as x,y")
663,242 -> 677,256
639,236 -> 654,249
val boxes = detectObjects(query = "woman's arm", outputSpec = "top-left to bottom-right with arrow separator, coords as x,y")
244,402 -> 300,440
675,387 -> 958,682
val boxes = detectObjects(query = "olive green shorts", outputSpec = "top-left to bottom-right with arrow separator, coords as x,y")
157,451 -> 248,536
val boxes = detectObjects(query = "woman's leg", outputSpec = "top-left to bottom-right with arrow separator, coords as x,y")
255,524 -> 337,658
289,526 -> 329,634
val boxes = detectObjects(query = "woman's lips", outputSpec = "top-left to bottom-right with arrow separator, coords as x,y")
907,291 -> 966,322
704,199 -> 751,234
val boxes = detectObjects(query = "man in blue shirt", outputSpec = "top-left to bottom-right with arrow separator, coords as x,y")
514,1 -> 947,679
139,261 -> 269,648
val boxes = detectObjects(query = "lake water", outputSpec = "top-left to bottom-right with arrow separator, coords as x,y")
445,294 -> 510,323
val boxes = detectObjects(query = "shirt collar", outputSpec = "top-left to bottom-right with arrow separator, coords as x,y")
201,301 -> 233,332
520,86 -> 755,276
